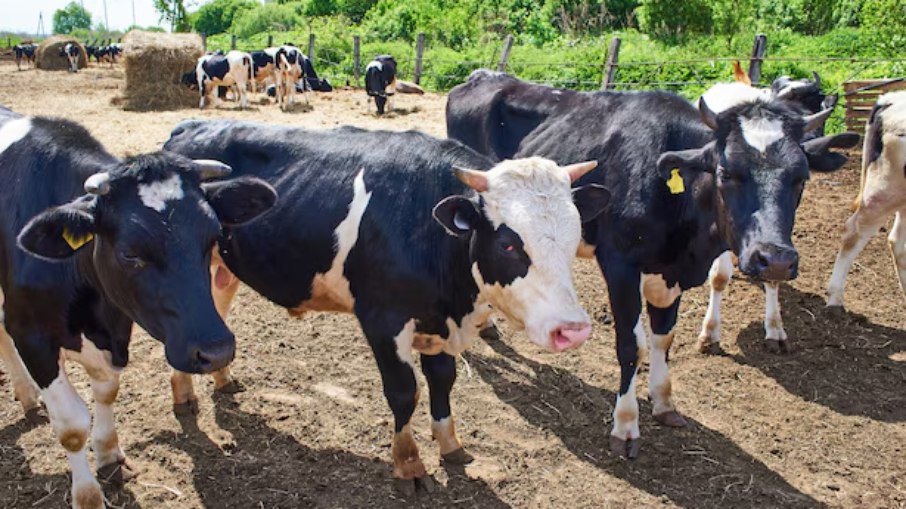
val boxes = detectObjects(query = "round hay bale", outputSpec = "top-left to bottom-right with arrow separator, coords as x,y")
120,30 -> 203,111
36,36 -> 88,71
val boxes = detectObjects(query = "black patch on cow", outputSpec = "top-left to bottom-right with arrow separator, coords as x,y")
201,55 -> 229,81
472,223 -> 531,286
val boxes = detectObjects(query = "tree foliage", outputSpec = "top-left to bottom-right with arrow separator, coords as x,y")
154,0 -> 191,32
193,0 -> 256,35
230,3 -> 303,38
53,2 -> 92,35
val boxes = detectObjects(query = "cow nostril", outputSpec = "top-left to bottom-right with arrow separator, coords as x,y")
755,252 -> 771,271
192,341 -> 235,374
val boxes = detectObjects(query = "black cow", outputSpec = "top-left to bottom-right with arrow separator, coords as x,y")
14,43 -> 37,70
446,70 -> 859,458
163,119 -> 609,493
59,42 -> 80,72
0,108 -> 275,508
365,55 -> 397,114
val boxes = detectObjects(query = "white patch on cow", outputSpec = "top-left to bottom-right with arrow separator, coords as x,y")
699,82 -> 771,114
775,80 -> 809,98
138,173 -> 184,212
633,310 -> 648,361
641,273 -> 681,308
394,319 -> 416,369
763,282 -> 787,341
366,60 -> 383,71
698,251 -> 733,346
199,198 -> 218,220
740,117 -> 784,152
440,302 -> 493,357
63,336 -> 120,382
0,117 -> 32,156
611,371 -> 640,440
307,170 -> 371,312
475,157 -> 590,351
91,375 -> 124,467
648,332 -> 674,415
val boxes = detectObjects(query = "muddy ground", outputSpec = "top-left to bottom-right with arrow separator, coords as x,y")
0,63 -> 904,509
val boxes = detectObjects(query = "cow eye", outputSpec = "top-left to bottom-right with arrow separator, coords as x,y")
119,250 -> 146,269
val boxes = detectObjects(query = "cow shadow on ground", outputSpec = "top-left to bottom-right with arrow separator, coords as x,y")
466,339 -> 828,509
129,393 -> 511,508
732,285 -> 906,422
0,417 -> 139,508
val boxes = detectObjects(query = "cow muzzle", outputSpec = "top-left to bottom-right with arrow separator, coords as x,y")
745,243 -> 799,281
549,322 -> 592,352
168,335 -> 235,374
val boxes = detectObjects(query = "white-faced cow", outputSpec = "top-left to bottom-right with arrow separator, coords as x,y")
0,107 -> 275,509
828,91 -> 906,308
274,45 -> 305,110
14,43 -> 37,70
60,43 -> 81,72
365,55 -> 397,114
163,119 -> 610,494
446,70 -> 858,458
196,50 -> 253,109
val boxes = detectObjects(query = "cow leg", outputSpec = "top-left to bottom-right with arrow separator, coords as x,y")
887,210 -> 906,307
0,314 -> 40,418
696,251 -> 733,354
91,372 -> 135,484
421,353 -> 471,466
210,260 -> 241,393
646,297 -> 687,428
827,207 -> 887,307
599,252 -> 642,459
763,282 -> 789,353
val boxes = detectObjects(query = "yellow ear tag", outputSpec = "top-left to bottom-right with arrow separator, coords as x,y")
62,229 -> 94,251
667,168 -> 685,194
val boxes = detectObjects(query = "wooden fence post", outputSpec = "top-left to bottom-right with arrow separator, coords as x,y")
267,34 -> 273,48
201,33 -> 207,51
497,35 -> 513,73
748,34 -> 767,86
353,35 -> 361,87
602,36 -> 621,90
7,37 -> 11,49
414,32 -> 426,85
231,35 -> 237,50
308,33 -> 315,60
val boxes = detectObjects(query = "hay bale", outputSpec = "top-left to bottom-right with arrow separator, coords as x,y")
120,30 -> 203,111
36,36 -> 87,71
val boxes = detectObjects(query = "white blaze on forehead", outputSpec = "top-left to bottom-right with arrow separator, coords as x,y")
740,117 -> 785,152
0,117 -> 32,156
138,174 -> 185,212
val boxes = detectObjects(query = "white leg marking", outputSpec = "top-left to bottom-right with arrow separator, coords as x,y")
827,210 -> 886,307
698,251 -> 733,348
91,374 -> 124,468
633,314 -> 648,363
394,319 -> 416,370
611,372 -> 639,440
764,282 -> 787,341
649,332 -> 675,415
888,210 -> 906,307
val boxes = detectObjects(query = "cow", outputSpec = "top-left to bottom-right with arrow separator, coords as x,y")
446,70 -> 858,458
273,45 -> 305,110
59,43 -> 80,72
196,50 -> 253,109
163,119 -> 611,493
0,107 -> 276,509
828,91 -> 906,308
365,55 -> 397,114
14,43 -> 37,70
250,49 -> 277,93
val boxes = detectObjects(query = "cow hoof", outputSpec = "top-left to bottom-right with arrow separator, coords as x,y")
24,406 -> 48,425
98,458 -> 138,485
653,410 -> 688,428
173,398 -> 199,417
441,447 -> 474,466
479,324 -> 501,342
764,339 -> 791,354
415,475 -> 436,494
609,436 -> 640,459
696,341 -> 725,356
394,474 -> 436,498
214,380 -> 245,394
393,478 -> 417,498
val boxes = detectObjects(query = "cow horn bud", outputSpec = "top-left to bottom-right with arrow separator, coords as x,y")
562,160 -> 598,182
84,172 -> 111,195
453,166 -> 490,193
193,159 -> 233,180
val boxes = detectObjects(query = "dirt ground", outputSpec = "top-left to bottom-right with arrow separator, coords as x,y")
1,62 -> 905,509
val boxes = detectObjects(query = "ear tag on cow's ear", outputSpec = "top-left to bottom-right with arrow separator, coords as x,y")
62,229 -> 93,251
667,169 -> 685,194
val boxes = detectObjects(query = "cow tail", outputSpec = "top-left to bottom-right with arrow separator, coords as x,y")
245,55 -> 253,91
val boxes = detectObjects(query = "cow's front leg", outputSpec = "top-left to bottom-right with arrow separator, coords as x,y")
421,352 -> 472,465
170,370 -> 198,416
209,258 -> 242,394
697,251 -> 733,354
763,282 -> 789,353
827,205 -> 887,307
91,372 -> 136,484
887,210 -> 906,307
646,298 -> 687,427
0,322 -> 41,419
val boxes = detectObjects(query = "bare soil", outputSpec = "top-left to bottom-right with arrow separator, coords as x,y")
1,63 -> 904,509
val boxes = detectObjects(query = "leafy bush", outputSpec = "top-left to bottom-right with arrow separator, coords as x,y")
53,2 -> 92,34
230,3 -> 303,38
194,0 -> 256,35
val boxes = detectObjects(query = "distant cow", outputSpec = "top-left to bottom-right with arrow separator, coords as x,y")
14,43 -> 37,70
365,55 -> 397,114
447,70 -> 857,458
0,107 -> 276,509
164,119 -> 609,493
250,49 -> 277,93
274,45 -> 305,110
828,91 -> 906,308
196,50 -> 253,109
59,43 -> 80,72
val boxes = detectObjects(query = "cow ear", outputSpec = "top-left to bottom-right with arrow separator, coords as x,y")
657,142 -> 717,177
572,184 -> 610,223
802,132 -> 860,172
18,198 -> 96,260
433,196 -> 482,238
202,177 -> 277,226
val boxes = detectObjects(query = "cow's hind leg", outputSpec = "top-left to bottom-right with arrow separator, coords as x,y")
827,205 -> 888,307
421,352 -> 472,466
646,298 -> 687,428
887,210 -> 906,307
763,282 -> 789,353
697,251 -> 733,354
0,320 -> 41,420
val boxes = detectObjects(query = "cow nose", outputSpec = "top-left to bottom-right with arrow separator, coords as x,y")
750,245 -> 799,281
550,322 -> 592,352
192,338 -> 235,373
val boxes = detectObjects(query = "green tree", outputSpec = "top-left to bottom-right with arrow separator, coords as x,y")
860,0 -> 906,56
712,0 -> 754,48
229,3 -> 301,38
193,0 -> 256,35
154,0 -> 191,32
636,0 -> 712,43
52,2 -> 92,34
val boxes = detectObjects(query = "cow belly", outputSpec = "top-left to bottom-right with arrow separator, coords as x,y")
289,274 -> 354,315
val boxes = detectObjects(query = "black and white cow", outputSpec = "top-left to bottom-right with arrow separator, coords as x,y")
274,45 -> 305,110
0,108 -> 275,509
196,50 -> 253,109
446,70 -> 858,458
365,55 -> 397,114
828,91 -> 906,308
163,119 -> 609,492
14,43 -> 37,70
250,49 -> 276,93
59,43 -> 81,72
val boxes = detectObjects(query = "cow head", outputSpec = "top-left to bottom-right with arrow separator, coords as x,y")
772,72 -> 837,137
17,153 -> 277,373
658,98 -> 858,282
434,157 -> 610,352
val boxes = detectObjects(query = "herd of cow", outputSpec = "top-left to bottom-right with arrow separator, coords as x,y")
1,55 -> 905,508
